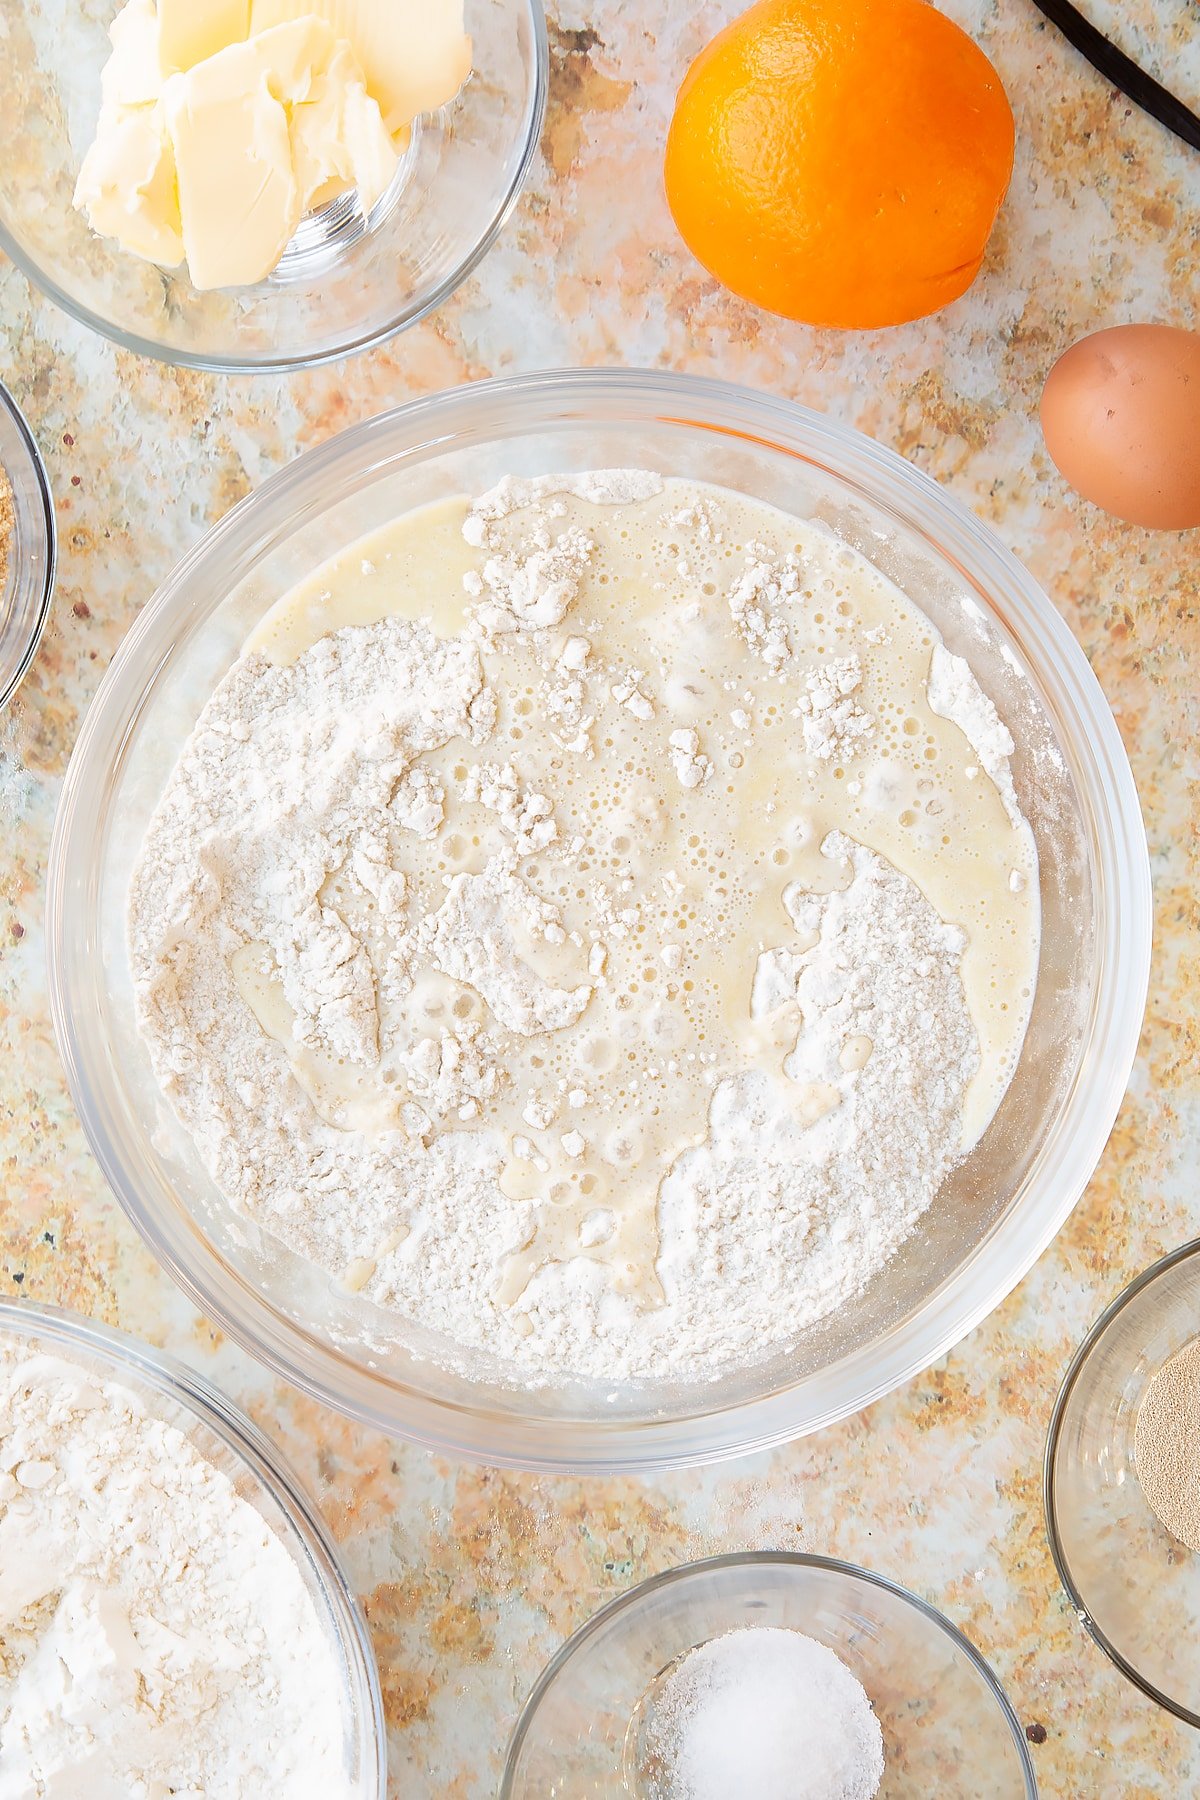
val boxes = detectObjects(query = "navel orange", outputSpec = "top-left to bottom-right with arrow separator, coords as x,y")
664,0 -> 1015,329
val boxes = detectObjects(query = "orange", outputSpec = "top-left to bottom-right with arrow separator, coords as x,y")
664,0 -> 1015,329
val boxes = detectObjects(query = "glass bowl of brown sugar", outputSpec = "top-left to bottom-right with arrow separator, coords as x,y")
0,379 -> 56,708
1046,1237 -> 1200,1725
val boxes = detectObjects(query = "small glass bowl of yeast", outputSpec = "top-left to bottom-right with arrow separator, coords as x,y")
46,369 -> 1149,1471
0,1 -> 546,371
0,1298 -> 386,1796
501,1552 -> 1037,1799
1046,1239 -> 1200,1726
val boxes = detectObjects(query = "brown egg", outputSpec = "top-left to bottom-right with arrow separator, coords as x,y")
1040,323 -> 1200,530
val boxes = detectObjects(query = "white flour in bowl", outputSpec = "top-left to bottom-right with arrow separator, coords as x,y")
128,471 -> 1039,1386
0,1340 -> 352,1797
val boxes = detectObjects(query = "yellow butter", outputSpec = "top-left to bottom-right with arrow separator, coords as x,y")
291,39 -> 398,217
249,0 -> 471,136
73,0 -> 183,265
163,23 -> 314,290
162,18 -> 396,288
77,0 -> 403,287
74,106 -> 184,267
99,0 -> 164,107
157,0 -> 250,75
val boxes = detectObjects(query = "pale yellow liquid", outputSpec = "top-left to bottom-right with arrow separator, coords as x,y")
240,478 -> 1039,1307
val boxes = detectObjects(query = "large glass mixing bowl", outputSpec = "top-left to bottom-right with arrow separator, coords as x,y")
46,370 -> 1151,1471
0,0 -> 546,371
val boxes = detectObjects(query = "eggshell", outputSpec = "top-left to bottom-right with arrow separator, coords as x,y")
1040,323 -> 1200,530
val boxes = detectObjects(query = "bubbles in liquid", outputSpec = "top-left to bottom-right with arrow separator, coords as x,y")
255,474 -> 1040,1306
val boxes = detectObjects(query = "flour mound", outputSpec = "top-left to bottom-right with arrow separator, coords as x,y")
927,643 -> 1021,825
417,856 -> 591,1036
529,836 -> 978,1374
0,1341 -> 350,1797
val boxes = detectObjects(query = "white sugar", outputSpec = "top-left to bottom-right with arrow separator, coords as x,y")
647,1626 -> 884,1800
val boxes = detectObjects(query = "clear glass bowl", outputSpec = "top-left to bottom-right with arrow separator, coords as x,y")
0,0 -> 547,371
1045,1240 -> 1200,1725
0,378 -> 56,708
0,1297 -> 386,1794
46,368 -> 1151,1471
500,1552 -> 1038,1798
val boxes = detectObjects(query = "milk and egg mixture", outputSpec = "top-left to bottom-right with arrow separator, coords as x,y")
130,471 -> 1039,1382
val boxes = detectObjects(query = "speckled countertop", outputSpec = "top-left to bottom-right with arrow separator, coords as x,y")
1,2 -> 1198,1793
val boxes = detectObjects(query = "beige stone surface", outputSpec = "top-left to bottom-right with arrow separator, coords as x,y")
1,2 -> 1199,1793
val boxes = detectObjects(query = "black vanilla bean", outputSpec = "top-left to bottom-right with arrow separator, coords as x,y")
1029,0 -> 1200,153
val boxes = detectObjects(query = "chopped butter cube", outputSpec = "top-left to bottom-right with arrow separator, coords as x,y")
163,31 -> 303,289
103,0 -> 167,107
158,0 -> 250,74
291,38 -> 398,216
74,107 -> 184,268
250,0 -> 471,136
162,18 -> 396,289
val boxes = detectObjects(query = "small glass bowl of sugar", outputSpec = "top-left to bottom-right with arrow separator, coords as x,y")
1047,1237 -> 1200,1727
501,1552 -> 1036,1798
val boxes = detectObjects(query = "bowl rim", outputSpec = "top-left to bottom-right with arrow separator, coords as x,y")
0,1296 -> 389,1795
0,375 -> 57,709
498,1549 -> 1039,1796
1043,1236 -> 1200,1730
0,0 -> 549,374
46,366 -> 1153,1471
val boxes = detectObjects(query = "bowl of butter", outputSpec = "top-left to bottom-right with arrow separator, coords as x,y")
0,0 -> 547,370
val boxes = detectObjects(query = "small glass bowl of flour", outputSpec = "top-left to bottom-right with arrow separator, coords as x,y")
0,1300 -> 386,1799
1048,1239 -> 1200,1728
501,1552 -> 1036,1798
